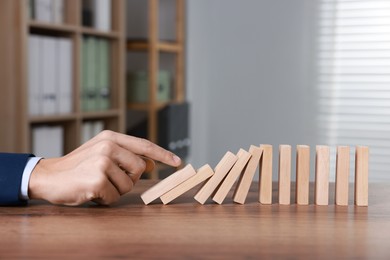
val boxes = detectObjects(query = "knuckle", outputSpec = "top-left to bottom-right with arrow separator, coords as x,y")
96,140 -> 116,155
98,130 -> 114,140
96,155 -> 112,171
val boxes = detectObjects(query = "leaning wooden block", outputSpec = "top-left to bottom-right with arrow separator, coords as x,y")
259,144 -> 273,204
335,146 -> 350,206
141,164 -> 197,205
194,151 -> 238,204
278,145 -> 291,205
355,146 -> 369,206
160,164 -> 214,205
233,146 -> 263,204
213,149 -> 252,204
296,145 -> 310,205
315,145 -> 330,206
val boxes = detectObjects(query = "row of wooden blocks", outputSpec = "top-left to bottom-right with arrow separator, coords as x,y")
141,145 -> 369,206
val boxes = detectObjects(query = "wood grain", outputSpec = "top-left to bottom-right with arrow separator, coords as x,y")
233,145 -> 263,204
141,164 -> 196,204
315,145 -> 330,205
335,146 -> 350,206
160,164 -> 214,204
0,180 -> 388,259
355,146 -> 369,206
194,151 -> 238,204
213,149 -> 251,204
296,145 -> 310,205
259,144 -> 273,204
278,145 -> 291,205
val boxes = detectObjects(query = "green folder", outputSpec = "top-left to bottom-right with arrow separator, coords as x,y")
96,39 -> 110,110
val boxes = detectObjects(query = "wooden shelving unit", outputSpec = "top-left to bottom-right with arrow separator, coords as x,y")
0,0 -> 126,154
126,0 -> 186,179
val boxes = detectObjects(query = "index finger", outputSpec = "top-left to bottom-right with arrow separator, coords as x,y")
100,131 -> 181,167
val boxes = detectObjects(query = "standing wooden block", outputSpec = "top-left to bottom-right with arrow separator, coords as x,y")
296,145 -> 310,205
355,146 -> 369,206
140,164 -> 197,205
259,144 -> 273,204
213,149 -> 252,204
194,152 -> 238,204
315,145 -> 330,205
278,145 -> 291,205
233,146 -> 263,204
335,146 -> 350,206
160,164 -> 214,204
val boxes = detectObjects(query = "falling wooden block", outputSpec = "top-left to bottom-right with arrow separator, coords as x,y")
213,149 -> 252,204
233,146 -> 263,204
315,145 -> 330,206
278,145 -> 291,205
160,164 -> 214,205
194,152 -> 238,204
141,164 -> 197,205
259,144 -> 273,204
296,145 -> 310,205
355,146 -> 369,206
335,146 -> 350,206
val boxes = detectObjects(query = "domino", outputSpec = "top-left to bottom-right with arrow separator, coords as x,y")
194,151 -> 238,204
335,146 -> 350,206
213,149 -> 252,204
259,144 -> 273,204
233,146 -> 263,204
315,145 -> 330,205
278,145 -> 291,205
140,164 -> 197,205
160,164 -> 214,204
140,144 -> 369,208
355,146 -> 369,206
296,145 -> 310,205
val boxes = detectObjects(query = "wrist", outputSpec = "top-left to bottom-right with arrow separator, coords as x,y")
28,158 -> 51,200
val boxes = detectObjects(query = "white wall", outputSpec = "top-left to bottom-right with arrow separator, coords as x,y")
186,0 -> 319,179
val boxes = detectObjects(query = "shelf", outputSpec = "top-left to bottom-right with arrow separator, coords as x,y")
29,21 -> 78,33
126,40 -> 182,53
29,113 -> 78,124
127,102 -> 169,111
81,109 -> 123,120
81,27 -> 121,39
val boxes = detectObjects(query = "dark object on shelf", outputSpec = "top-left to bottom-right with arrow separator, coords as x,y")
126,118 -> 148,140
158,102 -> 190,159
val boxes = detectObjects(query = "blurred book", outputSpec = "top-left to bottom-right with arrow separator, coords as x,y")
32,0 -> 64,24
32,125 -> 64,157
82,36 -> 111,112
82,120 -> 104,143
82,0 -> 111,31
28,34 -> 73,116
127,70 -> 171,103
158,102 -> 190,159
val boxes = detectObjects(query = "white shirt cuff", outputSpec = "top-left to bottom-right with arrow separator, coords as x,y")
20,157 -> 42,200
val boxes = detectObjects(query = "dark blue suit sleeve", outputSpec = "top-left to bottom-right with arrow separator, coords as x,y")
0,153 -> 34,206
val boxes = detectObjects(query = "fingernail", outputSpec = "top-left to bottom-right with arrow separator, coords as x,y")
173,155 -> 181,165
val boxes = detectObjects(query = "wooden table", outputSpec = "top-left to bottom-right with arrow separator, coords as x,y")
0,180 -> 389,259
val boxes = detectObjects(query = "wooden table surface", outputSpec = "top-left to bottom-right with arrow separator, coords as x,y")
0,180 -> 389,259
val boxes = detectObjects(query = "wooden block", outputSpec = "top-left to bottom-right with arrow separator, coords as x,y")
194,152 -> 238,204
315,145 -> 330,205
140,164 -> 197,205
335,146 -> 350,206
278,145 -> 291,205
296,145 -> 310,205
259,144 -> 273,204
355,146 -> 369,206
213,149 -> 252,204
160,164 -> 214,205
233,146 -> 263,204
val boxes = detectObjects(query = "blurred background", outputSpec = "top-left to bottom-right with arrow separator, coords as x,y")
0,0 -> 389,182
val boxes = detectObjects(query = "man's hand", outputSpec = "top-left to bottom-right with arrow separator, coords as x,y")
28,130 -> 181,206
